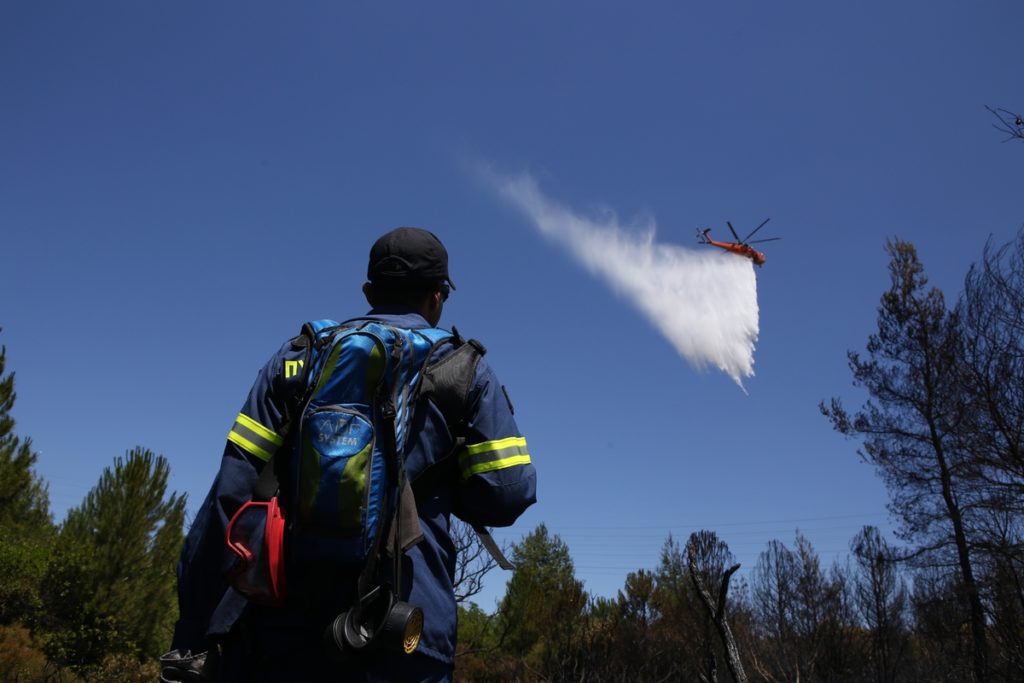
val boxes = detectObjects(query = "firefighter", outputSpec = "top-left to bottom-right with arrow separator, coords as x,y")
166,227 -> 537,682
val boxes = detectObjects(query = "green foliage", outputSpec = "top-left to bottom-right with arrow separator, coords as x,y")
454,603 -> 506,681
0,334 -> 205,676
457,602 -> 499,653
498,523 -> 587,678
86,653 -> 161,683
648,532 -> 744,682
39,541 -> 122,670
50,448 -> 186,669
0,533 -> 51,627
604,569 -> 663,679
651,533 -> 687,620
0,337 -> 51,533
0,334 -> 56,634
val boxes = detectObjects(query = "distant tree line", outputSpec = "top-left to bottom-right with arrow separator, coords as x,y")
3,231 -> 1024,682
454,233 -> 1024,682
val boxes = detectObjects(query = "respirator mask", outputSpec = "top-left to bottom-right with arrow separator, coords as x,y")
325,582 -> 423,657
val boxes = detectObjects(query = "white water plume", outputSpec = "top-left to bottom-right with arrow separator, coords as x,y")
486,171 -> 759,388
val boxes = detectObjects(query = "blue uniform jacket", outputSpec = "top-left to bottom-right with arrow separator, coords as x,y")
172,309 -> 537,665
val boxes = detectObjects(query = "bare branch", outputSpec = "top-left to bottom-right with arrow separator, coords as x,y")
688,540 -> 749,683
451,518 -> 505,604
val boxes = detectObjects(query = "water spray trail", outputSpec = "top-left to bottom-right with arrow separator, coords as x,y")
487,171 -> 759,388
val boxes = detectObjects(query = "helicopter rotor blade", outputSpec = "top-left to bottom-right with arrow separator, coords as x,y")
747,237 -> 782,244
743,218 -> 771,242
726,221 -> 742,242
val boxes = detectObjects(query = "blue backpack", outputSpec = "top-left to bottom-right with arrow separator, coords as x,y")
223,317 -> 509,652
287,319 -> 453,566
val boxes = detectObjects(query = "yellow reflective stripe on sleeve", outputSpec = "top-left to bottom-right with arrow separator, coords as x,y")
235,413 -> 284,446
459,436 -> 530,479
463,454 -> 532,478
461,436 -> 527,457
227,413 -> 284,462
227,430 -> 274,462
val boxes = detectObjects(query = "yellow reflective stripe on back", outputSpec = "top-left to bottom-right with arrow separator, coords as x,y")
235,413 -> 284,446
227,430 -> 273,462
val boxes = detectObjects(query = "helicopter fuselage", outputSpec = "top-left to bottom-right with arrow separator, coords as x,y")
699,231 -> 766,266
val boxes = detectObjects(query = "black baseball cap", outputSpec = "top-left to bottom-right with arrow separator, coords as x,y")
367,227 -> 456,290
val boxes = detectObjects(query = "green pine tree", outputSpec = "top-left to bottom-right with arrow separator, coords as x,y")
47,447 -> 186,669
0,333 -> 50,533
499,523 -> 587,679
0,332 -> 54,633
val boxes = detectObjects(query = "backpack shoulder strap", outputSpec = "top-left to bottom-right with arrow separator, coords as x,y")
419,326 -> 486,433
253,320 -> 342,502
413,329 -> 515,570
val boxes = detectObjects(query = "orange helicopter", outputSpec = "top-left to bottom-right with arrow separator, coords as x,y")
696,218 -> 780,267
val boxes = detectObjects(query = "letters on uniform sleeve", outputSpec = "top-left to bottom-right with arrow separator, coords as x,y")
225,339 -> 307,466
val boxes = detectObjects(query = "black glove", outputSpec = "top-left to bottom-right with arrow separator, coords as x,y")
159,649 -> 213,683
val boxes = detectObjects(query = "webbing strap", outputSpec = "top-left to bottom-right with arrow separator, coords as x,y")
414,337 -> 516,571
473,526 -> 515,571
253,453 -> 279,502
409,459 -> 515,570
356,409 -> 424,612
388,480 -> 425,553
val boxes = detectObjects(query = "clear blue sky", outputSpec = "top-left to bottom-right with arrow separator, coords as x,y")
2,1 -> 1022,610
